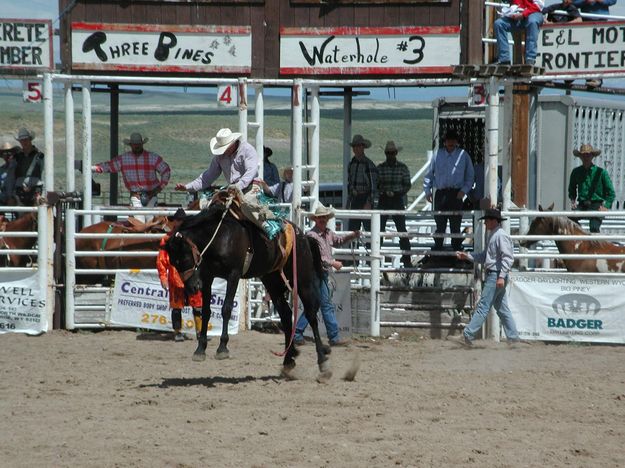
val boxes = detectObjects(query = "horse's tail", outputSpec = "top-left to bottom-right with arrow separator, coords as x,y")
306,236 -> 324,281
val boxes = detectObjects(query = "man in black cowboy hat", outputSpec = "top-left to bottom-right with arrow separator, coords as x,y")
568,143 -> 615,233
424,129 -> 474,251
377,140 -> 413,269
262,146 -> 280,187
92,132 -> 171,220
347,134 -> 379,233
14,127 -> 44,205
454,208 -> 520,346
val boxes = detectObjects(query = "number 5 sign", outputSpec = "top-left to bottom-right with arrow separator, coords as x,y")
23,80 -> 43,103
217,84 -> 238,108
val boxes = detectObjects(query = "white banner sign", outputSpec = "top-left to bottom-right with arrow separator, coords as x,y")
110,271 -> 240,336
508,272 -> 625,343
0,272 -> 46,335
71,22 -> 251,74
0,19 -> 53,71
280,26 -> 460,75
538,21 -> 625,75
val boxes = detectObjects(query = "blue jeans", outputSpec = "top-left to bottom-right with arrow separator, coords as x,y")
463,271 -> 519,342
494,12 -> 544,63
295,271 -> 340,343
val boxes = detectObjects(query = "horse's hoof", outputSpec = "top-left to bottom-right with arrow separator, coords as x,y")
316,369 -> 333,384
192,352 -> 206,362
281,367 -> 298,381
215,351 -> 230,360
319,359 -> 331,373
321,344 -> 332,355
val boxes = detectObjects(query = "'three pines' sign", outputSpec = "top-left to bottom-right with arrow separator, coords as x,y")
0,19 -> 53,71
71,22 -> 252,73
537,21 -> 625,74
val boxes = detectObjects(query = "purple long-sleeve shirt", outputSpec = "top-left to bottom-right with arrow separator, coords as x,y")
185,140 -> 259,191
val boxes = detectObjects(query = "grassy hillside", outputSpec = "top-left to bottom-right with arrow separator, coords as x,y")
0,87 -> 434,202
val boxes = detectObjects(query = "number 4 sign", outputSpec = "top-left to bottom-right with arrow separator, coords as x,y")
23,80 -> 43,103
217,84 -> 238,108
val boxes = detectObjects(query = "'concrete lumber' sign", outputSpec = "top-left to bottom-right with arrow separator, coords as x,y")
0,19 -> 53,72
280,26 -> 460,75
538,21 -> 625,75
71,22 -> 251,74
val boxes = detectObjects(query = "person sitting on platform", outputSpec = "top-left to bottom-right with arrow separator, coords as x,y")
494,0 -> 545,65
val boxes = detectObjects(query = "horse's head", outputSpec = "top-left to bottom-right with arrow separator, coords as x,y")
520,203 -> 555,248
165,231 -> 202,295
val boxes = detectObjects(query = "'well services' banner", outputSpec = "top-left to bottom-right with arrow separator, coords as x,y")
0,272 -> 46,335
508,272 -> 625,343
110,271 -> 240,336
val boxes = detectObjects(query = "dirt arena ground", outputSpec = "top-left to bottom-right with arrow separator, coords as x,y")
1,329 -> 624,467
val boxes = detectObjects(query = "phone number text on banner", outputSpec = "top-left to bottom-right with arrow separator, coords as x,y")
508,272 -> 625,343
110,271 -> 240,336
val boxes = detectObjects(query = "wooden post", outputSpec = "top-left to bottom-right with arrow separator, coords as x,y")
511,84 -> 530,207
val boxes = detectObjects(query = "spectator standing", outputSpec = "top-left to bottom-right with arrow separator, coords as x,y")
294,204 -> 358,347
14,127 -> 44,205
424,130 -> 474,251
494,0 -> 545,65
347,134 -> 378,233
92,132 -> 171,213
568,144 -> 615,233
156,208 -> 203,342
263,146 -> 280,186
377,141 -> 413,269
0,142 -> 18,205
259,166 -> 294,203
455,209 -> 521,346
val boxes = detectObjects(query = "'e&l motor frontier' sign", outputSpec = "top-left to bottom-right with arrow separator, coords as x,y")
0,19 -> 53,72
537,21 -> 625,75
71,22 -> 251,74
279,26 -> 460,75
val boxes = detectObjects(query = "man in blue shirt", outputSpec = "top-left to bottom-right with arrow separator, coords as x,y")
573,0 -> 616,21
424,130 -> 474,251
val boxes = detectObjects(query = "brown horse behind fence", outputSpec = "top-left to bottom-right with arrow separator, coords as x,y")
520,204 -> 625,273
0,212 -> 38,267
75,216 -> 173,283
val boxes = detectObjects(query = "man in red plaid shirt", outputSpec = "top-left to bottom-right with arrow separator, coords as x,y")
92,132 -> 171,217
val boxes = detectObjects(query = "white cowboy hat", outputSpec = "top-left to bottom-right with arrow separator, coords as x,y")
383,140 -> 402,154
309,203 -> 335,220
123,132 -> 149,145
210,128 -> 242,155
15,127 -> 35,141
573,143 -> 601,158
1,141 -> 18,153
349,134 -> 371,148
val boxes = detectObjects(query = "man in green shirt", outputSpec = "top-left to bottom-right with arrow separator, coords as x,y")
568,144 -> 615,233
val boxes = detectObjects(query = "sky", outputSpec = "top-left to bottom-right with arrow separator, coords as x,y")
2,1 -> 625,101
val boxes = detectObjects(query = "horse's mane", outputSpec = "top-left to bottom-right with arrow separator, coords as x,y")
553,215 -> 611,249
180,204 -> 228,231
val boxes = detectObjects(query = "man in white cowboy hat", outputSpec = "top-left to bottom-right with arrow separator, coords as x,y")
92,132 -> 171,217
568,143 -> 615,233
175,127 -> 259,193
377,140 -> 413,269
347,134 -> 379,233
294,204 -> 360,347
14,127 -> 44,205
0,141 -> 18,204
454,208 -> 521,347
423,129 -> 474,251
